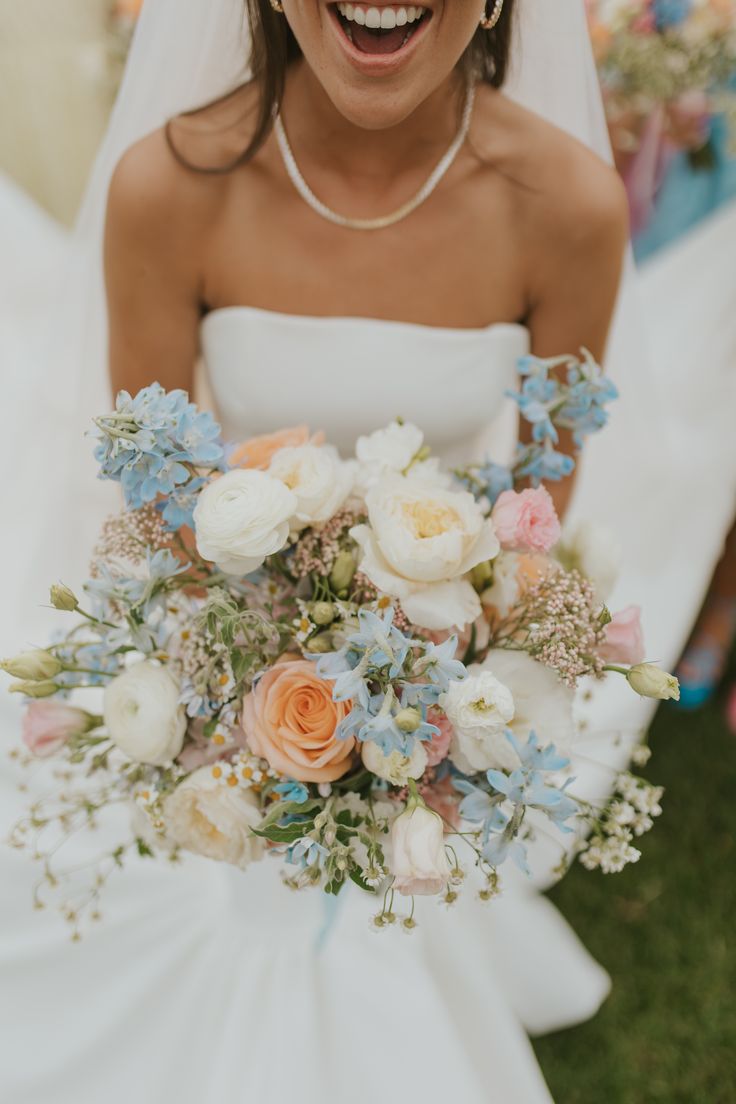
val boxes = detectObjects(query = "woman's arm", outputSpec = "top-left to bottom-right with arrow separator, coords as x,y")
104,131 -> 204,399
524,152 -> 630,518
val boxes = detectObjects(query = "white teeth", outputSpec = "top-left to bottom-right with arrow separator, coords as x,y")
335,3 -> 427,27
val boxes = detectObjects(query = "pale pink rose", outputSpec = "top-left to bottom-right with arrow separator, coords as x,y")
242,659 -> 355,783
600,605 -> 646,665
492,487 -> 561,554
425,709 -> 454,767
22,702 -> 91,758
229,426 -> 325,471
423,774 -> 462,831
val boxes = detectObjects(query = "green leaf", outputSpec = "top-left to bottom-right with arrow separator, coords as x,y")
256,799 -> 322,832
136,838 -> 154,858
252,821 -> 314,845
349,866 -> 376,894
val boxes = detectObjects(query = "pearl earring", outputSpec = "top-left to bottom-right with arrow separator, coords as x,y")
480,0 -> 504,29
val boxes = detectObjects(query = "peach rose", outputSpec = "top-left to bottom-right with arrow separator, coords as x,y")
242,659 -> 355,783
229,426 -> 324,471
492,486 -> 561,554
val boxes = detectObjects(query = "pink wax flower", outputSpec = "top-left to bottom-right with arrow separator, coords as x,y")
22,702 -> 92,758
425,709 -> 453,767
492,487 -> 561,554
601,605 -> 646,665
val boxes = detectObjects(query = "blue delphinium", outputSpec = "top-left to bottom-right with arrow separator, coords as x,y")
337,689 -> 440,757
454,730 -> 579,874
274,780 -> 310,804
93,383 -> 224,518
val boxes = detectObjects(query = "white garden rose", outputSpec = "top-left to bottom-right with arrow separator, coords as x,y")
104,661 -> 187,766
558,519 -> 622,603
162,767 -> 265,870
442,669 -> 515,773
350,475 -> 500,631
448,649 -> 575,773
268,443 -> 353,529
362,739 -> 428,786
193,469 -> 297,575
390,800 -> 451,896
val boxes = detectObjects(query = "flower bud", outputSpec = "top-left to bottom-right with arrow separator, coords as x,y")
311,602 -> 336,627
329,551 -> 356,593
390,798 -> 450,896
395,707 -> 422,734
9,680 -> 60,698
50,583 -> 78,611
470,560 -> 494,591
306,633 -> 335,655
1,650 -> 63,681
626,663 -> 680,701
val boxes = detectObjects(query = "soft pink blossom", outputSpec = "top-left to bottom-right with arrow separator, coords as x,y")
423,775 -> 462,831
491,487 -> 561,554
601,606 -> 646,665
22,702 -> 91,758
425,709 -> 453,767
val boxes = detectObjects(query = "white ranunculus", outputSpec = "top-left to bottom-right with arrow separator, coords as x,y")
390,800 -> 451,896
356,420 -> 424,477
350,475 -> 500,631
104,661 -> 186,765
480,551 -> 524,617
193,469 -> 297,575
442,669 -> 515,773
162,767 -> 265,870
362,739 -> 428,786
450,649 -> 575,773
558,519 -> 622,603
268,443 -> 353,529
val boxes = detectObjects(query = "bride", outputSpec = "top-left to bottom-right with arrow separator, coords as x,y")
0,3 -> 644,1103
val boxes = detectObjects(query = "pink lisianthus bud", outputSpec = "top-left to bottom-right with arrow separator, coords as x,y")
22,702 -> 96,758
491,487 -> 561,554
601,605 -> 646,665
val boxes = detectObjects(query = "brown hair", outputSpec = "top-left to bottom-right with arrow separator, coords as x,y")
166,0 -> 516,173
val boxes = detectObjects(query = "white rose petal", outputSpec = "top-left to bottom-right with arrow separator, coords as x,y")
390,801 -> 451,897
268,443 -> 353,530
355,420 -> 424,482
442,670 -> 516,773
104,661 -> 186,766
193,469 -> 297,575
362,740 -> 428,786
350,475 -> 500,631
162,767 -> 265,870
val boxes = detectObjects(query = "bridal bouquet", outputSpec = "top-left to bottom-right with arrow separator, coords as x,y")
4,352 -> 676,936
586,0 -> 736,164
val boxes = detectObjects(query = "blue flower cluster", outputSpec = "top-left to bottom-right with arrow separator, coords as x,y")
93,384 -> 224,528
454,730 -> 578,875
653,0 -> 692,30
315,607 -> 466,757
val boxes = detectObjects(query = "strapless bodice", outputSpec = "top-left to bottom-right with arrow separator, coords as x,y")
201,305 -> 529,460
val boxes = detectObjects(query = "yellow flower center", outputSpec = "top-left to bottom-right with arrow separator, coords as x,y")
402,500 -> 460,539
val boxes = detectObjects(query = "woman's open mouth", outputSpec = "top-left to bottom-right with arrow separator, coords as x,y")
330,3 -> 433,56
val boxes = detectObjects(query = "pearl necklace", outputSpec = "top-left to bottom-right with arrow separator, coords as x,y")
274,80 -> 476,231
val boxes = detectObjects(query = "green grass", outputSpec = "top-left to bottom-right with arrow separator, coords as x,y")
534,653 -> 736,1104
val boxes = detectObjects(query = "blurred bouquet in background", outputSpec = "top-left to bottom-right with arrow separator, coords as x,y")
586,0 -> 736,232
3,358 -> 677,938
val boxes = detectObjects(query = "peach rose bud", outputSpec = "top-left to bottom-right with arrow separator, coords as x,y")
229,426 -> 324,471
22,702 -> 96,758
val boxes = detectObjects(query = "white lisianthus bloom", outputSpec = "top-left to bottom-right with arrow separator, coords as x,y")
350,475 -> 500,631
442,669 -> 515,773
558,519 -> 622,603
193,469 -> 297,575
391,799 -> 451,896
268,443 -> 353,530
162,767 -> 265,870
362,739 -> 428,786
104,661 -> 187,765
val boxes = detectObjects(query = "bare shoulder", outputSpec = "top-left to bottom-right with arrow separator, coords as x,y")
106,81 -> 261,245
470,84 -> 629,253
